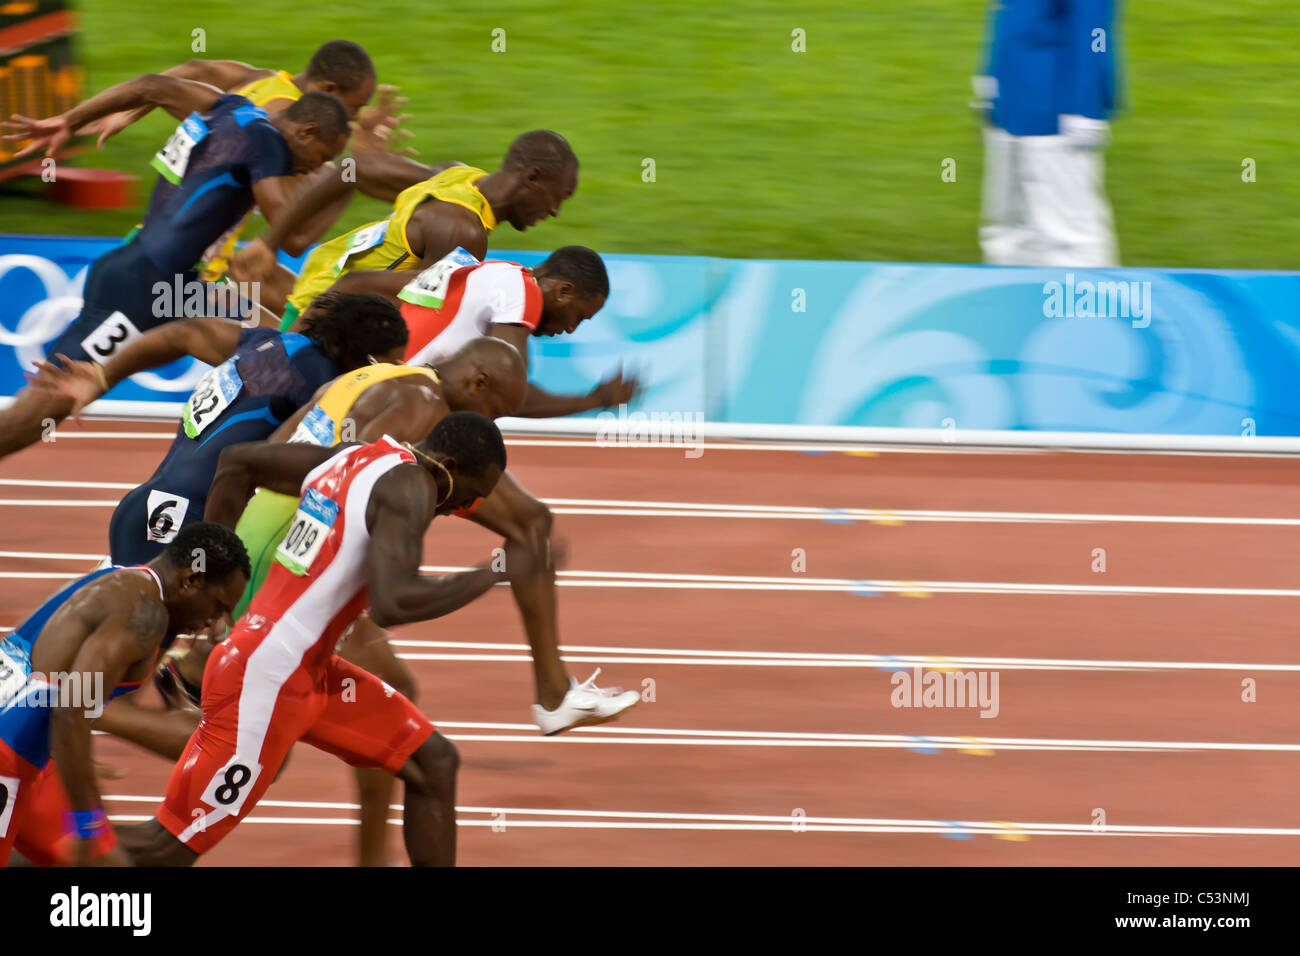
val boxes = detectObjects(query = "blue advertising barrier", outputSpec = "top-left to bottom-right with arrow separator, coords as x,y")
3,233 -> 1299,438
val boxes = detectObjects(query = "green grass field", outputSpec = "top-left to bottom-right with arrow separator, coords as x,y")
1,1 -> 1296,268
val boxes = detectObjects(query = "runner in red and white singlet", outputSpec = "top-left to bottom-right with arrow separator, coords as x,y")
398,244 -> 642,420
125,412 -> 514,867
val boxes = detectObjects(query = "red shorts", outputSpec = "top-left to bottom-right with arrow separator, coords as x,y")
0,742 -> 117,867
156,629 -> 434,855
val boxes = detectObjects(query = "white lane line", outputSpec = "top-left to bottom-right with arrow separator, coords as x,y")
98,797 -> 1300,838
387,639 -> 1300,673
426,721 -> 1300,754
6,562 -> 1300,597
35,430 -> 1035,455
0,478 -> 136,490
6,482 -> 1300,528
545,498 -> 1300,528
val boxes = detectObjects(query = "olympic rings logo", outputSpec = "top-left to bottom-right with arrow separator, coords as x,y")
0,253 -> 207,394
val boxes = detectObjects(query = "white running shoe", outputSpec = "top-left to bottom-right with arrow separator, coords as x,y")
532,669 -> 640,736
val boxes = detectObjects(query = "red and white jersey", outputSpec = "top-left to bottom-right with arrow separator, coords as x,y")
241,436 -> 416,673
399,251 -> 542,367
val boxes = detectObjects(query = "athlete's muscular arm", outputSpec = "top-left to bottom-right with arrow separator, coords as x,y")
347,381 -> 447,444
253,175 -> 337,258
79,60 -> 269,142
366,467 -> 506,627
205,440 -> 344,528
4,74 -> 224,159
49,581 -> 167,860
32,319 -> 246,421
326,206 -> 488,303
487,323 -> 642,418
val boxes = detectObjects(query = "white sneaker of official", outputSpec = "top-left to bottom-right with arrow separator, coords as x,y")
532,668 -> 640,736
979,126 -> 1120,268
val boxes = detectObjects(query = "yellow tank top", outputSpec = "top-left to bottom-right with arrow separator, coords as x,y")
198,71 -> 304,282
286,165 -> 496,314
236,70 -> 302,108
288,364 -> 441,446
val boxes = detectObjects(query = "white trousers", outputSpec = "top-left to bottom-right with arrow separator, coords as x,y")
979,126 -> 1119,267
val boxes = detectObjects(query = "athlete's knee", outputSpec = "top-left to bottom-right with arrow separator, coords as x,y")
408,732 -> 458,794
522,495 -> 553,542
120,819 -> 198,867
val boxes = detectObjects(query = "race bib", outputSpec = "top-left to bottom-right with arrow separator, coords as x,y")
0,773 -> 19,839
150,113 -> 210,185
287,404 -> 335,446
146,489 -> 191,544
0,644 -> 26,707
79,311 -> 141,362
333,219 -> 390,275
397,246 -> 479,310
275,488 -> 339,575
182,359 -> 243,438
198,755 -> 264,817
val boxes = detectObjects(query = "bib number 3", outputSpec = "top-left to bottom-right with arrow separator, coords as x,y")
275,488 -> 339,575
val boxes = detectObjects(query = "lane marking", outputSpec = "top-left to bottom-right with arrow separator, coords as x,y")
8,560 -> 1300,597
98,797 -> 1300,838
7,482 -> 1300,528
424,721 -> 1300,755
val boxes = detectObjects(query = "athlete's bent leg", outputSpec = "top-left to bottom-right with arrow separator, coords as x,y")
466,471 -> 569,709
336,616 -> 420,866
393,731 -> 458,867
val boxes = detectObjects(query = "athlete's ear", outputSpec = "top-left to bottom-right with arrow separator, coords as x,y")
555,279 -> 576,304
297,122 -> 320,146
178,568 -> 206,593
315,80 -> 340,95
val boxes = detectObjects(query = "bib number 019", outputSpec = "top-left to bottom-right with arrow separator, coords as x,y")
275,488 -> 339,575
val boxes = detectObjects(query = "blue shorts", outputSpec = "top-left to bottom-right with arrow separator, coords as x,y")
45,240 -> 251,366
108,477 -> 204,567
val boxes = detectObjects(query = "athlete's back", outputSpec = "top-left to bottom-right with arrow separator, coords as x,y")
108,328 -> 339,565
139,94 -> 293,276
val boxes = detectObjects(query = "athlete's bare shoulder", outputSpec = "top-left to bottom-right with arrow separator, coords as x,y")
408,202 -> 488,261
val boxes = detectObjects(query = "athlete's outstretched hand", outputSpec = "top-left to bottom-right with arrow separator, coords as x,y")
588,367 -> 645,409
77,109 -> 137,148
28,354 -> 107,423
231,238 -> 278,285
353,84 -> 416,156
1,112 -> 73,159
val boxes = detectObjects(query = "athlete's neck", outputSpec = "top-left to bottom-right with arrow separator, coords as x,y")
473,169 -> 517,219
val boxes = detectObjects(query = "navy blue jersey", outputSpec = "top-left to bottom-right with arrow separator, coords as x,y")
137,94 -> 292,275
107,328 -> 340,564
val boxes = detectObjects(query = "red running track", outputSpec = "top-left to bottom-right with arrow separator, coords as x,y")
3,422 -> 1299,865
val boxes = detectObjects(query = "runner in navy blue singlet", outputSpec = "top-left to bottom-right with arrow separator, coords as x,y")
0,72 -> 350,460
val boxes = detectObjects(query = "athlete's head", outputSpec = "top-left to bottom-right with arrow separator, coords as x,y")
437,337 -> 528,419
532,246 -> 609,337
301,40 -> 376,118
156,522 -> 251,637
276,91 -> 351,173
417,411 -> 508,515
301,292 -> 409,371
499,130 -> 578,230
